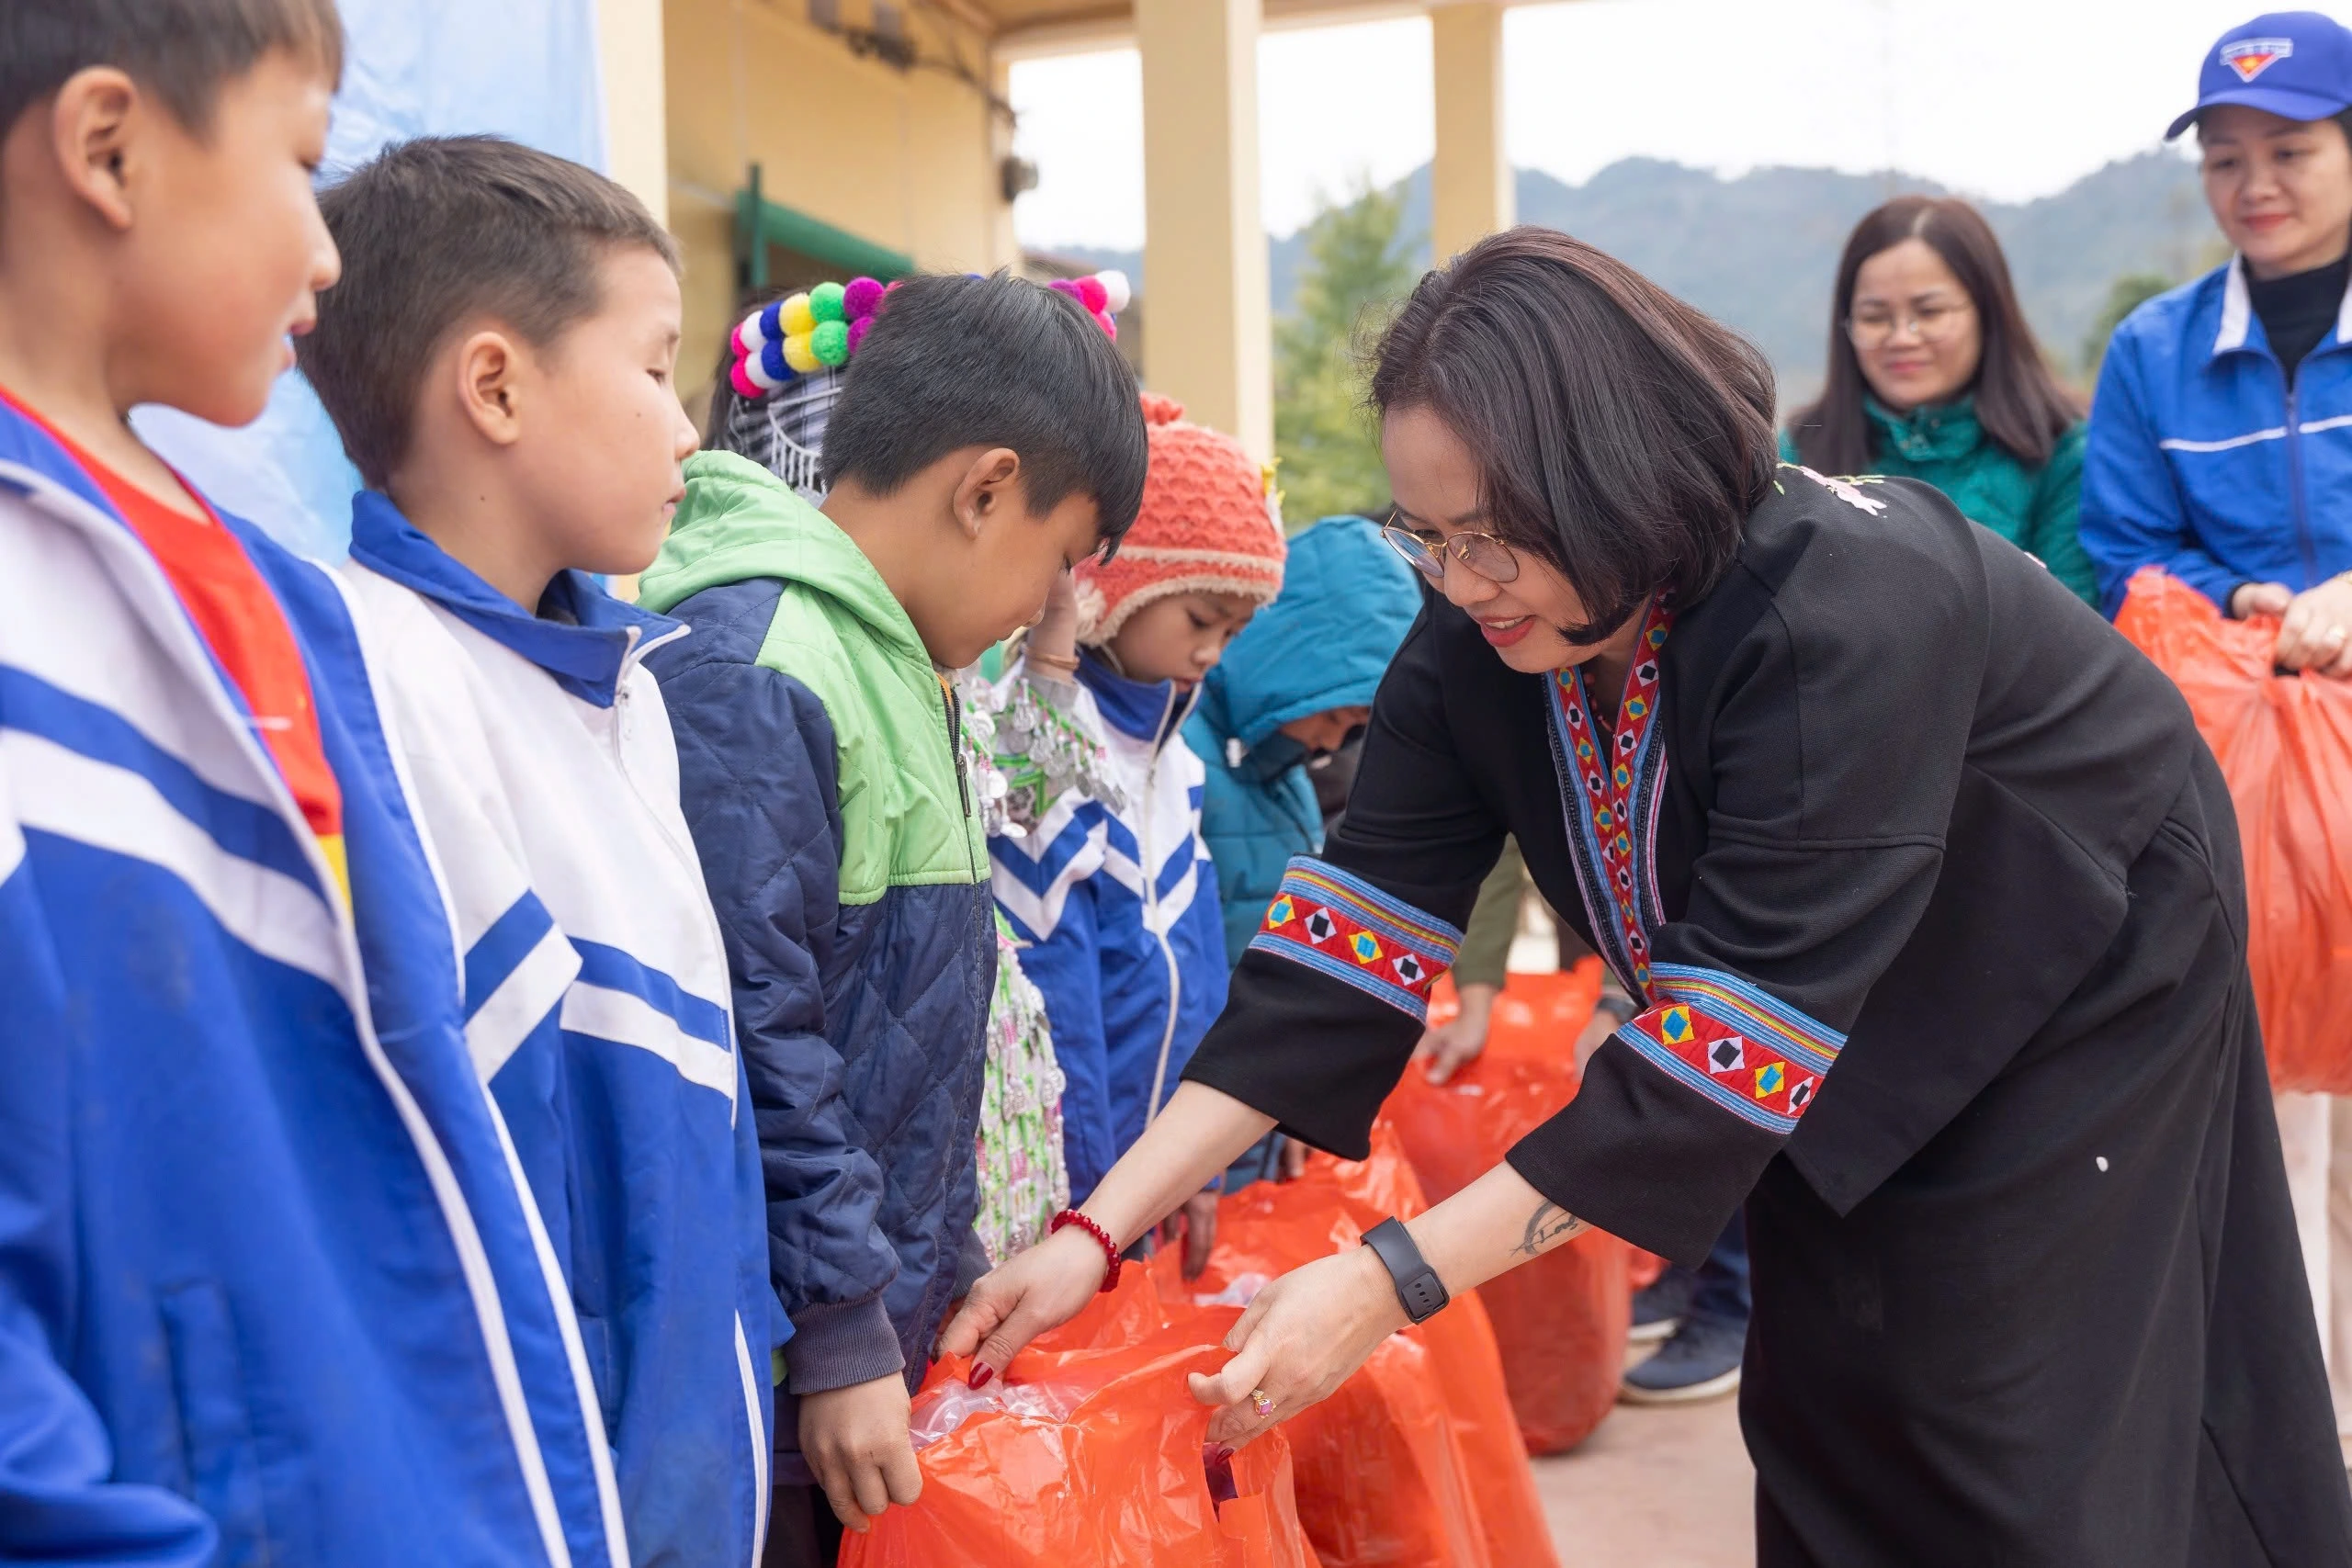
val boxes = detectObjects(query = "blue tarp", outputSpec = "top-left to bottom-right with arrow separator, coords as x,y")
135,0 -> 607,556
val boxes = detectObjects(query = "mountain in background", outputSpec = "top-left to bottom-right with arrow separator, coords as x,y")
1041,150 -> 2215,404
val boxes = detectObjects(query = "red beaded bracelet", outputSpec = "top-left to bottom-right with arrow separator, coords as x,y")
1049,1209 -> 1123,1292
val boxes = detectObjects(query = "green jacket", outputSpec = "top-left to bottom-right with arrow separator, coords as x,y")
634,450 -> 993,1439
1781,399 -> 2097,606
638,451 -> 984,897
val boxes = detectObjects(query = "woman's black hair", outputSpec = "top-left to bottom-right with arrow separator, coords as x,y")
1787,196 -> 2077,477
1368,226 -> 1777,645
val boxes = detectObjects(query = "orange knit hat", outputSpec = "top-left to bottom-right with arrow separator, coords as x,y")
1074,393 -> 1287,644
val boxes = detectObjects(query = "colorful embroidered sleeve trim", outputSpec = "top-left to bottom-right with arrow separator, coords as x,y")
1614,963 -> 1847,1135
1248,858 -> 1463,1021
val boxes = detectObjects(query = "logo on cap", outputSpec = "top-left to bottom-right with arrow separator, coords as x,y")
2222,36 -> 2294,82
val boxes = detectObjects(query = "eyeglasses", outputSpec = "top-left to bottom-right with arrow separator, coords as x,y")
1381,517 -> 1521,585
1845,298 -> 1973,348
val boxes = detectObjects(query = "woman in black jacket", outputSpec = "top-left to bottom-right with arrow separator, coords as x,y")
946,229 -> 2352,1565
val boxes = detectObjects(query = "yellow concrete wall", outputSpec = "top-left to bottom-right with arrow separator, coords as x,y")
664,0 -> 1017,419
598,0 -> 671,226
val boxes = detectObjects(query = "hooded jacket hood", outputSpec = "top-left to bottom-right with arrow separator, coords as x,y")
638,449 -> 933,670
1198,514 -> 1422,753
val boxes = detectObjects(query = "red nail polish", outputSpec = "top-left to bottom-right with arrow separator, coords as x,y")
968,1363 -> 995,1389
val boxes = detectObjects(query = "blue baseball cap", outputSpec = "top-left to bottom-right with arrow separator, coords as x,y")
2166,11 -> 2352,140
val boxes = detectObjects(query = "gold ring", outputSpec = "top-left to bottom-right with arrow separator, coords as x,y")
1250,1387 -> 1277,1419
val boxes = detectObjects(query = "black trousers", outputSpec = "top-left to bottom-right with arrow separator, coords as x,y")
1744,774 -> 2352,1565
762,1483 -> 845,1568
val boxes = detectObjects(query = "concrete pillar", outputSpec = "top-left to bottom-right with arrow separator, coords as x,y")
1136,0 -> 1272,459
987,53 -> 1023,274
1430,1 -> 1512,268
597,0 -> 669,227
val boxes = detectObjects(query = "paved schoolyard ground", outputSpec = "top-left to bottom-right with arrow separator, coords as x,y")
1532,1393 -> 1752,1566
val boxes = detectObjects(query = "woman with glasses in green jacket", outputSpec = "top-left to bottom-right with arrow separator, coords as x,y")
1784,196 -> 2098,607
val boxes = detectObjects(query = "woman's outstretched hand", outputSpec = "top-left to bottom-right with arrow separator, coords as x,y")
1187,1244 -> 1406,1448
938,1225 -> 1109,1388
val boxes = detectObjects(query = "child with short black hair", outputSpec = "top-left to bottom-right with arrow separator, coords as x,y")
297,133 -> 780,1568
0,8 -> 625,1563
639,268 -> 1146,1562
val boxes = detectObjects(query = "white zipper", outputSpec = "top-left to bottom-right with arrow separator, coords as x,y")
1142,681 -> 1190,1124
606,623 -> 739,1123
6,465 -> 600,1568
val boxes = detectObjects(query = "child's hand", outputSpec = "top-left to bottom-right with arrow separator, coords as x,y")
1026,569 -> 1082,669
1411,982 -> 1499,1084
1279,1137 -> 1311,1182
1160,1189 -> 1220,1280
940,1224 -> 1111,1387
799,1372 -> 922,1532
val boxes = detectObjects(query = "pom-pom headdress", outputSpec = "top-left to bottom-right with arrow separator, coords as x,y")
727,276 -> 891,402
721,276 -> 896,502
721,269 -> 1133,505
1045,270 -> 1130,341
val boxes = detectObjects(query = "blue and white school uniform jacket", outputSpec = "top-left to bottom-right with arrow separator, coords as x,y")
342,495 -> 780,1568
0,402 -> 626,1566
989,650 -> 1229,1201
2081,254 -> 2352,615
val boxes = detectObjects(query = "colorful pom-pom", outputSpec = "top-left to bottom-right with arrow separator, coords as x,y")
760,338 -> 792,384
729,360 -> 763,400
809,281 -> 847,323
842,276 -> 885,319
1093,309 -> 1117,339
1047,277 -> 1080,299
758,299 -> 786,339
810,319 -> 851,367
779,292 -> 817,336
782,333 -> 822,375
846,316 -> 874,354
1098,271 -> 1132,313
1075,276 -> 1108,312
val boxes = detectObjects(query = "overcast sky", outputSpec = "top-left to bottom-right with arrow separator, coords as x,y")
1008,0 -> 2338,250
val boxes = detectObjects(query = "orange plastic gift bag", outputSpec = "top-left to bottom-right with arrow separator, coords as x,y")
2117,568 -> 2352,1091
1383,962 -> 1632,1454
1153,1137 -> 1559,1568
839,1305 -> 1319,1568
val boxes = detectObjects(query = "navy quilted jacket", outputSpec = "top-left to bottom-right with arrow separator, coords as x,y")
639,456 -> 993,1485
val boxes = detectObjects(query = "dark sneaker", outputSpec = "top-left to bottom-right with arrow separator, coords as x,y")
1629,1271 -> 1692,1346
1620,1314 -> 1745,1404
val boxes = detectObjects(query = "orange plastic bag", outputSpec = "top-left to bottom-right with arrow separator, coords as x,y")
1384,962 -> 1632,1454
1152,1138 -> 1559,1568
839,1308 -> 1319,1568
2117,568 -> 2352,1091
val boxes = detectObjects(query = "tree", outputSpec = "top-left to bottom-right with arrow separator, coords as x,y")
2080,272 -> 2176,380
1272,180 -> 1419,529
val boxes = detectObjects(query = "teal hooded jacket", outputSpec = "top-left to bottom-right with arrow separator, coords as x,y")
1183,515 -> 1424,964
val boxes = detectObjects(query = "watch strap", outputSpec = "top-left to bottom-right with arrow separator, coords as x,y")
1363,1217 -> 1450,1324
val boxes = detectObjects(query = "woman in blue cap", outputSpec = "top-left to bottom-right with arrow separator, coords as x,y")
2082,7 -> 2352,1459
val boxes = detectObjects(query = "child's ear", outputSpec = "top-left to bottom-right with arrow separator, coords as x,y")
453,329 -> 526,447
47,68 -> 141,231
951,447 -> 1023,542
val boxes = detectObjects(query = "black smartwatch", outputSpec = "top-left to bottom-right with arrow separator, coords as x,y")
1363,1217 -> 1450,1324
